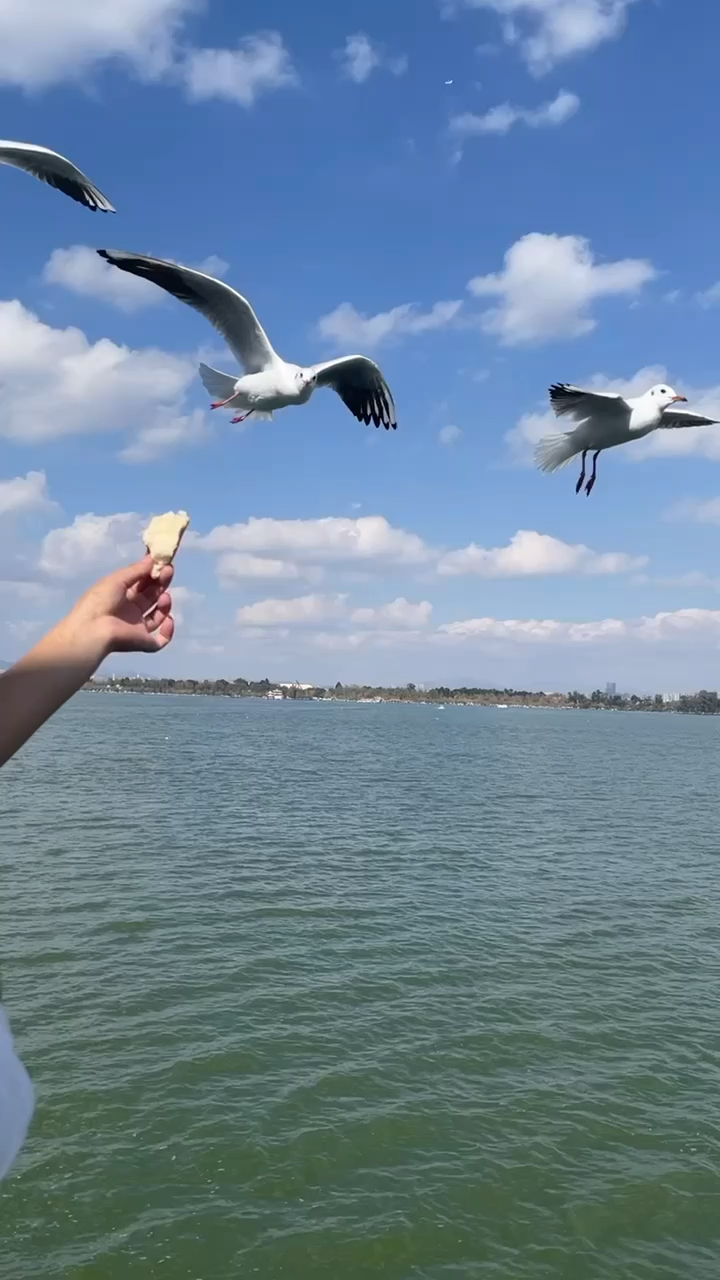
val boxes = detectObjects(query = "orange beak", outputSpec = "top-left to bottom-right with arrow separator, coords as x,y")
672,395 -> 688,402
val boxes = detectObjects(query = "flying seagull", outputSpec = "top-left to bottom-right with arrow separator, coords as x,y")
0,141 -> 114,211
535,383 -> 718,495
97,250 -> 397,430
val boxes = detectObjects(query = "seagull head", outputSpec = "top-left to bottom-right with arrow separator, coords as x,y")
296,369 -> 317,391
648,384 -> 687,410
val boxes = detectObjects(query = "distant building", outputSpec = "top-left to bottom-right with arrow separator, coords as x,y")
662,692 -> 680,704
278,682 -> 314,691
605,682 -> 617,697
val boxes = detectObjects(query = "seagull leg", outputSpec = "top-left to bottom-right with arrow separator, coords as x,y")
230,410 -> 255,425
210,395 -> 237,410
575,450 -> 587,495
585,450 -> 600,496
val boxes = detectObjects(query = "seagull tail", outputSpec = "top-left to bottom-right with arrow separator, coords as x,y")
198,363 -> 237,400
534,432 -> 580,474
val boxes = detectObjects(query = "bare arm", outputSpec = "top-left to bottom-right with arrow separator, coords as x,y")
0,556 -> 174,768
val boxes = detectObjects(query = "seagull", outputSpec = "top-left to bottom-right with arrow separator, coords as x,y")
0,141 -> 114,211
535,382 -> 718,496
97,250 -> 397,430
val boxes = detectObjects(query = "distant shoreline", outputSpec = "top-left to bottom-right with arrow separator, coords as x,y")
82,678 -> 720,715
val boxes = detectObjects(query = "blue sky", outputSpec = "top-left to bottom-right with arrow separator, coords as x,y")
2,0 -> 720,691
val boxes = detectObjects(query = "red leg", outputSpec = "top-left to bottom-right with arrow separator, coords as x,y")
230,410 -> 254,425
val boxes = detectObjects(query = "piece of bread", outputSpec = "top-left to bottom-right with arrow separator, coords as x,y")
142,511 -> 190,579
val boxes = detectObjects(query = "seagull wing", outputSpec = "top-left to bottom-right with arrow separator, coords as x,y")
549,383 -> 628,422
0,141 -> 115,211
659,408 -> 719,429
311,356 -> 397,430
97,251 -> 277,374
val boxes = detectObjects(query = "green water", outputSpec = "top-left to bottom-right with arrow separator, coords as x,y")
2,695 -> 720,1278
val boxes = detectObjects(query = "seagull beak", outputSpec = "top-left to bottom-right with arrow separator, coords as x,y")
672,395 -> 687,403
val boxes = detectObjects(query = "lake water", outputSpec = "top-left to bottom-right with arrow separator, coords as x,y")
2,695 -> 720,1279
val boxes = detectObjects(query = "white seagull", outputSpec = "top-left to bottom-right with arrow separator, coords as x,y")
98,250 -> 397,431
535,382 -> 718,496
0,141 -> 114,211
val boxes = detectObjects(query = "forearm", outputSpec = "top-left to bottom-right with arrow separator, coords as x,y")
0,618 -> 108,768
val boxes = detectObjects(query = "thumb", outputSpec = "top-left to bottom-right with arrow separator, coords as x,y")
112,555 -> 155,589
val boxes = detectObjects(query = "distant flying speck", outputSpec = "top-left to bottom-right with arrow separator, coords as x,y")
536,383 -> 716,496
0,141 -> 114,211
98,250 -> 398,432
445,79 -> 453,85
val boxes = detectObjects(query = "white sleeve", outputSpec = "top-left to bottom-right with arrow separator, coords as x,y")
0,1005 -> 34,1182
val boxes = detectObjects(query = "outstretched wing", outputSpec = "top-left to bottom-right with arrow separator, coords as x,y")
0,141 -> 115,211
549,383 -> 628,422
98,251 -> 276,374
312,356 -> 396,430
660,408 -> 719,430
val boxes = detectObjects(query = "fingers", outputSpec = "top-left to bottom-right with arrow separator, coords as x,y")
114,614 -> 175,653
143,599 -> 171,632
127,563 -> 174,606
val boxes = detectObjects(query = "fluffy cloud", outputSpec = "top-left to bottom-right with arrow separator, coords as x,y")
43,246 -> 163,312
438,424 -> 462,446
0,471 -> 52,517
237,594 -> 347,627
217,552 -> 316,584
350,598 -> 433,627
317,300 -> 462,350
0,298 -> 201,458
0,2 -> 298,110
667,497 -> 720,525
181,32 -> 297,106
0,0 -> 189,88
438,529 -> 645,577
337,33 -> 408,84
119,410 -> 208,463
468,233 -> 655,345
450,89 -> 578,144
452,0 -> 637,74
237,593 -> 431,631
195,515 -> 433,568
439,607 -> 720,646
44,247 -> 230,311
39,512 -> 142,579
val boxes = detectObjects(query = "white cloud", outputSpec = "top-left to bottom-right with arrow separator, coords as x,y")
39,512 -> 142,579
317,300 -> 462,350
237,594 -> 347,628
439,607 -> 720,647
350,598 -> 433,628
0,3 -> 299,111
469,233 -> 655,345
439,424 -> 462,446
119,411 -> 208,463
195,515 -> 432,568
181,32 -> 298,106
697,282 -> 720,309
0,0 -> 189,88
453,0 -> 637,74
438,529 -> 645,577
450,88 -> 578,142
337,33 -> 408,84
43,246 -> 162,313
0,471 -> 52,516
667,497 -> 720,525
0,297 -> 199,458
0,578 -> 59,603
217,552 -> 315,584
44,247 -> 230,313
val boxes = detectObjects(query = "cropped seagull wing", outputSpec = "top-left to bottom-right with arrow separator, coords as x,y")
97,251 -> 276,374
659,408 -> 719,429
549,383 -> 628,422
312,356 -> 397,430
0,141 -> 115,211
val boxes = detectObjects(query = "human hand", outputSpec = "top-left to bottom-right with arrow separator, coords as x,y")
58,556 -> 175,660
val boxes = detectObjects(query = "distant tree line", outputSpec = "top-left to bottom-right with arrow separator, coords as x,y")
82,676 -> 720,713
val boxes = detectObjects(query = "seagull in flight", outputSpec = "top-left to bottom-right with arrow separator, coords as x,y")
535,382 -> 718,495
98,250 -> 397,431
0,141 -> 114,211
